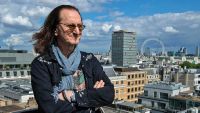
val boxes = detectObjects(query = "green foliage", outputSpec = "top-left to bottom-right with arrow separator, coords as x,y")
179,61 -> 200,69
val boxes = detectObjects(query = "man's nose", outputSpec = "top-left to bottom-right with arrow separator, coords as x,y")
73,26 -> 81,35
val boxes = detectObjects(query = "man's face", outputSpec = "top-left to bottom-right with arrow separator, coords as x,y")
56,9 -> 83,45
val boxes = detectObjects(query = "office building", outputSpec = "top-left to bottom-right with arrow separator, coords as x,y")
112,30 -> 137,66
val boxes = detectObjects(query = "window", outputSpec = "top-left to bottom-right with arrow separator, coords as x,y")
135,81 -> 137,85
160,92 -> 168,99
128,75 -> 130,79
135,87 -> 137,92
20,71 -> 24,76
158,102 -> 166,109
27,71 -> 31,75
151,101 -> 154,107
116,81 -> 119,84
6,72 -> 10,77
0,72 -> 2,78
132,75 -> 134,78
128,89 -> 130,92
154,92 -> 157,98
131,95 -> 134,98
127,95 -> 130,99
131,88 -> 134,92
128,82 -> 130,86
13,71 -> 17,77
144,90 -> 148,96
121,81 -> 123,84
139,74 -> 141,78
116,90 -> 119,94
139,81 -> 141,84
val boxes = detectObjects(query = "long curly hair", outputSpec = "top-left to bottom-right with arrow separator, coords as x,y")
32,5 -> 82,54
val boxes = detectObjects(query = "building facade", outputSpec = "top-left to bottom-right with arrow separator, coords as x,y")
111,30 -> 137,66
138,82 -> 190,113
0,49 -> 35,80
113,67 -> 148,103
168,95 -> 200,113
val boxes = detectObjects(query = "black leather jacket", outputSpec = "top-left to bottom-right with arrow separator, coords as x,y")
31,47 -> 114,113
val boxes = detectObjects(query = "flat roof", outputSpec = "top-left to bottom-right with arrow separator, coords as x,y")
117,102 -> 143,108
170,95 -> 200,102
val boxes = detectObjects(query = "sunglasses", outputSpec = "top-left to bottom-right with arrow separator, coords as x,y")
59,23 -> 86,31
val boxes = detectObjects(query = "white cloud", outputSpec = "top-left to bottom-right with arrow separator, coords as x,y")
1,0 -> 200,52
113,25 -> 121,31
163,26 -> 179,33
0,29 -> 5,35
34,0 -> 111,12
110,11 -> 124,17
113,12 -> 200,38
3,32 -> 33,47
21,6 -> 51,17
102,24 -> 112,32
83,19 -> 110,38
190,24 -> 199,28
1,14 -> 32,27
3,35 -> 24,46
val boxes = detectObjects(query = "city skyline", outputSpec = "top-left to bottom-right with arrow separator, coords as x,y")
0,0 -> 200,53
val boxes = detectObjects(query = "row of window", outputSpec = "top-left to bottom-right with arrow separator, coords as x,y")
128,74 -> 145,79
127,93 -> 141,99
113,80 -> 124,85
128,80 -> 145,86
127,87 -> 143,92
144,90 -> 168,99
0,71 -> 30,78
147,75 -> 159,79
115,87 -> 143,94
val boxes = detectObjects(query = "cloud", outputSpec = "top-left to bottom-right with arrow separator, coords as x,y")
102,24 -> 112,32
1,0 -> 200,53
1,14 -> 32,27
163,26 -> 179,33
3,35 -> 24,46
21,6 -> 51,17
190,24 -> 199,28
110,11 -> 124,17
96,15 -> 108,20
113,25 -> 121,31
0,31 -> 4,36
34,0 -> 111,12
113,12 -> 200,38
83,19 -> 112,39
81,11 -> 200,52
2,32 -> 33,47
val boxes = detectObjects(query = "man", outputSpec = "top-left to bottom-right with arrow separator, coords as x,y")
31,5 -> 114,113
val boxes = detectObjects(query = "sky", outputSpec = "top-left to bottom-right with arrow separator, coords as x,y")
0,0 -> 200,54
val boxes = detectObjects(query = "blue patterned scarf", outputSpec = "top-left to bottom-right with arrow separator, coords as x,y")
51,44 -> 81,102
